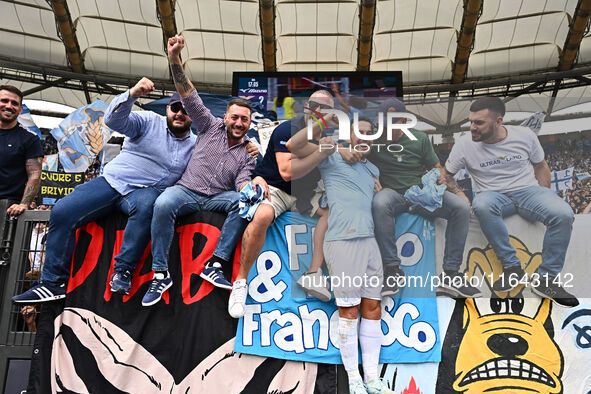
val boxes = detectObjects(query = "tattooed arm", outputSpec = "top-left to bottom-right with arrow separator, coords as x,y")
167,35 -> 194,98
445,174 -> 464,194
7,157 -> 42,216
166,34 -> 220,133
438,165 -> 470,205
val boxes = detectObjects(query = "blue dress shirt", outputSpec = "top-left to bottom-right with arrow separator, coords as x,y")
102,90 -> 196,195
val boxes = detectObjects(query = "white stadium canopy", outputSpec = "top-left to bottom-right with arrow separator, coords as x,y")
2,0 -> 591,133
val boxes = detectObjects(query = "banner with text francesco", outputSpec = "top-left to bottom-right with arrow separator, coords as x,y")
235,212 -> 441,364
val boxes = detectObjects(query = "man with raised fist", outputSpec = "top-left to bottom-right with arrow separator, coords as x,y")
13,77 -> 196,303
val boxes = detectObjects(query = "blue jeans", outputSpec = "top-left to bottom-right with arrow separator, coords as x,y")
372,189 -> 471,272
41,176 -> 161,284
150,185 -> 248,271
472,185 -> 574,277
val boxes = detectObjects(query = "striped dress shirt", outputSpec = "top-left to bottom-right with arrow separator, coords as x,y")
177,90 -> 255,195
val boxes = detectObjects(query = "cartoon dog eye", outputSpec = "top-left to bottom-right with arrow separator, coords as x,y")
474,296 -> 539,318
490,297 -> 524,314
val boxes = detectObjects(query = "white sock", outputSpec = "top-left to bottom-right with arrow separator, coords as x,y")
154,271 -> 169,280
338,317 -> 361,383
359,318 -> 382,383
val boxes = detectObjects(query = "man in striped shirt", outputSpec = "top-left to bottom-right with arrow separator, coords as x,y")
228,90 -> 338,318
142,35 -> 265,306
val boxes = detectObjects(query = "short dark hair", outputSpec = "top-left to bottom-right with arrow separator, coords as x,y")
227,98 -> 252,114
470,97 -> 505,116
357,116 -> 373,127
0,85 -> 23,104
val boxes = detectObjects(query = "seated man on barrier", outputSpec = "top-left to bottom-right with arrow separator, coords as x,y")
0,85 -> 43,217
444,96 -> 578,307
341,98 -> 475,297
13,77 -> 196,303
290,117 -> 397,394
227,90 -> 337,318
142,35 -> 260,306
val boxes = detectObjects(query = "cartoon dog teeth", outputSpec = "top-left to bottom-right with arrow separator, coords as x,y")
452,297 -> 563,394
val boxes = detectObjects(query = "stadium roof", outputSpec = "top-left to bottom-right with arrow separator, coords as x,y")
2,0 -> 591,132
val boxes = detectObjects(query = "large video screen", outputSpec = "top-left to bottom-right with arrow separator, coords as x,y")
232,71 -> 403,120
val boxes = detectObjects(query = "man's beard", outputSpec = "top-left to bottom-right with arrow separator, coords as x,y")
0,110 -> 18,124
167,118 -> 190,136
472,124 -> 495,142
227,125 -> 246,141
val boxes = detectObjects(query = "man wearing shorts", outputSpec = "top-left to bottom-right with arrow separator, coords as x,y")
290,117 -> 397,394
228,90 -> 337,318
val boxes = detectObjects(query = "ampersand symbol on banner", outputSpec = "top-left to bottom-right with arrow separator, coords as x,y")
248,250 -> 288,303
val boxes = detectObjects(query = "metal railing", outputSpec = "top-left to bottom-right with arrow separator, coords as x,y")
0,204 -> 50,391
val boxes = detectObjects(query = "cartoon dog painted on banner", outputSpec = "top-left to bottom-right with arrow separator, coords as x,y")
450,298 -> 562,393
465,236 -> 543,298
437,236 -> 564,393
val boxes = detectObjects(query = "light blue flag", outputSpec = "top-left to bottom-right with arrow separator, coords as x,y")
520,110 -> 546,134
50,100 -> 113,173
235,212 -> 441,364
18,104 -> 42,138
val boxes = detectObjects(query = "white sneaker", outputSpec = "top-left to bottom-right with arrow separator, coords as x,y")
296,271 -> 331,302
228,279 -> 248,318
365,378 -> 398,394
349,379 -> 368,394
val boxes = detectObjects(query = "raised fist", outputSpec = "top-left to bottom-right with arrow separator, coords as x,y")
130,77 -> 155,98
167,34 -> 185,59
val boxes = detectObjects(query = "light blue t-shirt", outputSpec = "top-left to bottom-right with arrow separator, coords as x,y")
318,153 -> 379,242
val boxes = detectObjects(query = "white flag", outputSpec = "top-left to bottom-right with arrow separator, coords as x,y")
551,167 -> 574,192
520,111 -> 546,134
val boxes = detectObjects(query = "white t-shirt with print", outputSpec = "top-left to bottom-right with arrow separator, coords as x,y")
445,125 -> 544,193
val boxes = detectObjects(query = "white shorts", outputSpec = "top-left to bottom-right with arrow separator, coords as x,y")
260,185 -> 297,219
324,237 -> 383,307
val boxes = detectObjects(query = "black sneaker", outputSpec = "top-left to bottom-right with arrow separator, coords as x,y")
532,279 -> 579,308
382,265 -> 404,296
439,270 -> 482,298
492,265 -> 526,292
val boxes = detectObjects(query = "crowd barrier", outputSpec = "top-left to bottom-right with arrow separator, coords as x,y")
0,206 -> 50,393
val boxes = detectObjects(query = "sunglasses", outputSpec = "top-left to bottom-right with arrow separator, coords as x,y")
306,101 -> 333,112
169,102 -> 187,115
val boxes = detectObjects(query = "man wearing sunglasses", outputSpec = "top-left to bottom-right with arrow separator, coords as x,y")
141,35 -> 261,306
13,77 -> 197,304
227,89 -> 339,318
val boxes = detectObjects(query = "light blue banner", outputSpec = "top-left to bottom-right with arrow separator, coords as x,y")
235,212 -> 441,364
50,100 -> 112,173
18,104 -> 42,138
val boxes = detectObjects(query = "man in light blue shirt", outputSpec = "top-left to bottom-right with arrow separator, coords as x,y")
289,118 -> 396,394
13,77 -> 196,303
